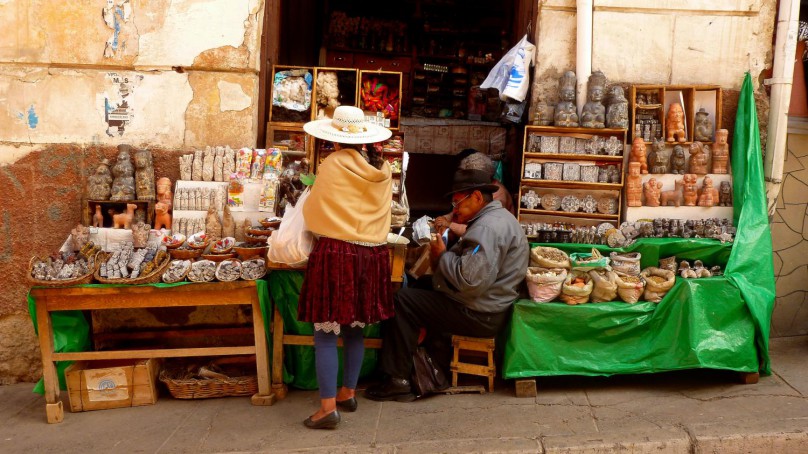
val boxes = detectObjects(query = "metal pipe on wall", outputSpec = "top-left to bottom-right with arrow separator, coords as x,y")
576,0 -> 593,117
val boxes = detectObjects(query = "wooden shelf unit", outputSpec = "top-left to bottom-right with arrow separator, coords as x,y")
630,84 -> 722,145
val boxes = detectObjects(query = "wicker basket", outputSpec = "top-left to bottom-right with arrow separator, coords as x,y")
169,248 -> 203,260
28,252 -> 102,287
159,366 -> 258,399
233,245 -> 268,260
201,252 -> 236,262
214,259 -> 242,282
95,255 -> 171,285
162,260 -> 192,284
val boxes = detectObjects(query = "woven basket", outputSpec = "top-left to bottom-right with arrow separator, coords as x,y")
162,260 -> 192,284
233,246 -> 268,260
95,255 -> 171,285
169,248 -> 203,260
159,368 -> 258,399
201,252 -> 236,262
28,251 -> 102,287
214,259 -> 243,282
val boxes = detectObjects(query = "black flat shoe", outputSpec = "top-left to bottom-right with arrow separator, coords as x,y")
336,397 -> 357,412
364,377 -> 416,402
303,410 -> 340,429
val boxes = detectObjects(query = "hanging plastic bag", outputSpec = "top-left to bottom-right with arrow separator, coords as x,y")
481,34 -> 535,103
267,186 -> 314,267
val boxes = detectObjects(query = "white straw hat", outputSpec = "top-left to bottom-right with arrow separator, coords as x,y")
303,105 -> 392,144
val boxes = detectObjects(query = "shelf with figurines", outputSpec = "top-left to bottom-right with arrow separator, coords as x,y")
630,84 -> 722,146
519,186 -> 621,221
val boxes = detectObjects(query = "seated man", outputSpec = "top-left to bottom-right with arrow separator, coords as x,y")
365,152 -> 529,401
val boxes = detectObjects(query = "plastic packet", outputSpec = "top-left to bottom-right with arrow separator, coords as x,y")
250,149 -> 267,181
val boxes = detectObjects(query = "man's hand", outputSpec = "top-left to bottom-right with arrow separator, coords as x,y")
429,226 -> 447,269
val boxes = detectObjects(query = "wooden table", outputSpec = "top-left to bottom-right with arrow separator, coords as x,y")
31,281 -> 275,424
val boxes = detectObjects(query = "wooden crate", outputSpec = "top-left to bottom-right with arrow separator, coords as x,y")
65,358 -> 159,412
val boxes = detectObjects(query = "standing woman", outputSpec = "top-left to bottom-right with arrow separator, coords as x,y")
298,106 -> 394,429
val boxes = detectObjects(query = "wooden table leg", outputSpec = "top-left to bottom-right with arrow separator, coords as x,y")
35,298 -> 64,423
271,305 -> 288,400
250,289 -> 275,406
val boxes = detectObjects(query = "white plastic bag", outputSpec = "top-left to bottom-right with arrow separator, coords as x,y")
481,34 -> 535,103
267,186 -> 314,267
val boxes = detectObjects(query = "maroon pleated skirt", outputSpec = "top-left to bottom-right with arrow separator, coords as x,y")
298,237 -> 394,325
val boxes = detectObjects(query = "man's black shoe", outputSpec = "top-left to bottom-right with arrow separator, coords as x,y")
363,377 -> 416,402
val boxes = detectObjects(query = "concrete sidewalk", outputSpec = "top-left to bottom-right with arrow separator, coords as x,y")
1,336 -> 807,454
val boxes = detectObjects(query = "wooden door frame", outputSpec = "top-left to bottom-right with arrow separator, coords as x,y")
257,0 -> 281,148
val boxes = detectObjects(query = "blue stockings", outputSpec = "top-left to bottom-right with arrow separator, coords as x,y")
313,326 -> 365,399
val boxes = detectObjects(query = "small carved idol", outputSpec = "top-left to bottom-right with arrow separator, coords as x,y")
694,108 -> 714,142
607,164 -> 621,183
606,86 -> 629,129
154,202 -> 171,230
222,204 -> 235,237
580,70 -> 607,128
629,137 -> 648,174
647,138 -> 669,174
192,149 -> 203,181
626,162 -> 643,207
131,221 -> 151,248
719,181 -> 733,206
666,103 -> 687,143
671,145 -> 687,174
688,142 -> 709,175
202,146 -> 215,182
86,159 -> 113,200
660,179 -> 684,207
682,174 -> 699,206
643,178 -> 663,207
110,144 -> 136,201
554,71 -> 579,127
698,175 -> 719,207
712,129 -> 730,174
534,101 -> 555,126
180,154 -> 193,181
134,148 -> 155,201
205,205 -> 223,241
92,204 -> 104,227
156,177 -> 173,211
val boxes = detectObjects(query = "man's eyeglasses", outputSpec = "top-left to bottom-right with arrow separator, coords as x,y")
451,193 -> 472,208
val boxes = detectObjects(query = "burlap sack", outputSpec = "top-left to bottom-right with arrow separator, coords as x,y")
525,267 -> 567,303
570,248 -> 610,272
560,270 -> 593,305
530,246 -> 570,269
614,272 -> 645,304
588,269 -> 618,302
640,267 -> 676,303
610,251 -> 641,276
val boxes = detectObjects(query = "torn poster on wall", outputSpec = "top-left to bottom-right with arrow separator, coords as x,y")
103,0 -> 133,59
102,72 -> 143,137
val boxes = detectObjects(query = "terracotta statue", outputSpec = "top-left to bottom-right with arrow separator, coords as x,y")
629,137 -> 648,174
110,203 -> 138,229
648,138 -> 670,174
134,148 -> 155,201
554,71 -> 579,127
671,145 -> 687,174
626,162 -> 643,207
110,145 -> 136,201
534,101 -> 554,126
694,108 -> 714,142
581,70 -> 606,128
154,202 -> 171,230
643,178 -> 663,207
71,224 -> 90,251
86,159 -> 113,200
712,129 -> 730,174
682,174 -> 699,206
719,180 -> 733,206
606,86 -> 629,129
660,179 -> 684,207
205,205 -> 222,241
698,175 -> 718,207
131,221 -> 151,248
156,177 -> 173,210
92,204 -> 104,227
666,102 -> 687,143
688,142 -> 709,175
180,154 -> 193,181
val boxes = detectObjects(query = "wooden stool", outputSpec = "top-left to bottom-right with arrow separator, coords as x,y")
450,335 -> 496,392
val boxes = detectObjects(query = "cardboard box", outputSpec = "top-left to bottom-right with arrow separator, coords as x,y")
65,359 -> 159,412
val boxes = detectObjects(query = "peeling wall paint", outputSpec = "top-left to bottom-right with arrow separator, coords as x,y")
218,80 -> 252,111
103,0 -> 133,58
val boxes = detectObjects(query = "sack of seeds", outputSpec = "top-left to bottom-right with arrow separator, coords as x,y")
560,270 -> 593,305
614,272 -> 645,304
530,246 -> 570,269
640,267 -> 676,303
525,267 -> 567,303
588,269 -> 618,302
610,251 -> 641,276
570,248 -> 610,271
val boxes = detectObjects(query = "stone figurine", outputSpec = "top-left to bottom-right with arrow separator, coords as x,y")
178,189 -> 189,211
643,178 -> 663,207
554,71 -> 579,127
202,146 -> 215,182
214,146 -> 225,182
712,129 -> 730,174
156,177 -> 173,211
192,149 -> 203,181
626,162 -> 643,207
688,142 -> 709,175
648,138 -> 670,174
671,145 -> 687,174
607,164 -> 621,183
666,102 -> 687,143
660,179 -> 684,207
134,148 -> 155,201
694,108 -> 714,142
682,174 -> 699,206
222,204 -> 235,238
606,86 -> 629,129
580,70 -> 606,128
223,146 -> 236,178
719,180 -> 733,206
86,159 -> 113,200
205,205 -> 222,241
180,154 -> 193,181
131,221 -> 151,248
629,137 -> 648,174
110,144 -> 136,201
534,101 -> 555,126
698,175 -> 718,207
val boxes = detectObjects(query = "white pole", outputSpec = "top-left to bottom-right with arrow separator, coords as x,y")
765,0 -> 800,216
576,0 -> 593,118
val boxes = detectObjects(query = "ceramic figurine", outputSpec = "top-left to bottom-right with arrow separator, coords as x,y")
671,145 -> 687,174
71,223 -> 90,251
682,174 -> 699,206
712,129 -> 730,174
698,175 -> 718,207
156,177 -> 173,211
606,86 -> 629,129
719,181 -> 733,206
580,70 -> 607,128
660,179 -> 684,207
598,166 -> 609,183
202,146 -> 215,182
131,221 -> 151,248
607,164 -> 621,183
666,102 -> 687,143
214,146 -> 225,182
643,178 -> 663,207
626,162 -> 643,207
92,204 -> 104,227
110,145 -> 136,201
205,205 -> 222,241
629,137 -> 648,174
688,142 -> 709,175
86,159 -> 113,200
222,204 -> 235,237
223,146 -> 236,179
154,202 -> 171,231
192,149 -> 203,181
694,108 -> 714,142
702,144 -> 712,172
133,148 -> 156,201
180,154 -> 193,181
648,138 -> 669,174
111,203 -> 138,229
554,71 -> 579,127
535,101 -> 555,126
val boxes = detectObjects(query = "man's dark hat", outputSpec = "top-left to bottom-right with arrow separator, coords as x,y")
444,151 -> 498,197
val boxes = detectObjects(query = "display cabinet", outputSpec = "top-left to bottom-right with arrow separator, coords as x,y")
311,67 -> 359,121
630,84 -> 722,145
268,65 -> 315,126
359,70 -> 403,130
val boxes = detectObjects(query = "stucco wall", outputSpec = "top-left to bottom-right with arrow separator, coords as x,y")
0,0 -> 265,384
